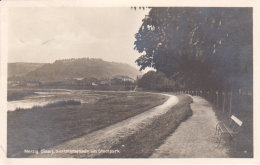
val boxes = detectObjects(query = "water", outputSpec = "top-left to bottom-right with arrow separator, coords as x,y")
7,89 -> 103,111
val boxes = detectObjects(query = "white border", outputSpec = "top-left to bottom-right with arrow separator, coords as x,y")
0,0 -> 259,164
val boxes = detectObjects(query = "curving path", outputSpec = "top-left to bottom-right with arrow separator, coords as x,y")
150,96 -> 229,158
31,93 -> 179,158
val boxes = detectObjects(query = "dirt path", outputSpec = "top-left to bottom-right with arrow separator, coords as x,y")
31,93 -> 179,158
150,96 -> 229,158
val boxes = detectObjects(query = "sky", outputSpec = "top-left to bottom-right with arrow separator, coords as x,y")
8,7 -> 149,69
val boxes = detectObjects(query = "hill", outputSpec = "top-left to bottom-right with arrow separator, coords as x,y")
19,58 -> 140,81
8,63 -> 46,78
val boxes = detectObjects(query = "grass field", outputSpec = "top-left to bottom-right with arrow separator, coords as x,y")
7,91 -> 167,157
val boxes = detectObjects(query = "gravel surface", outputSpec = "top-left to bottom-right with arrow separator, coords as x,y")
151,96 -> 229,158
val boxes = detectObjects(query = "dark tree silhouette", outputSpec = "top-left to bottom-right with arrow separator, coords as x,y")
134,7 -> 252,92
137,71 -> 176,91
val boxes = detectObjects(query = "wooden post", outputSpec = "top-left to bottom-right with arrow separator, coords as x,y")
216,91 -> 219,108
229,90 -> 233,116
212,90 -> 214,102
209,90 -> 211,102
222,91 -> 226,113
211,89 -> 214,102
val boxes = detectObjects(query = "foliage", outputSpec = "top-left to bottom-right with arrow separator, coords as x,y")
134,8 -> 252,91
137,71 -> 176,91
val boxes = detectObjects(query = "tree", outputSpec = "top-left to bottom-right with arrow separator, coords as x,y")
134,7 -> 252,91
137,71 -> 175,91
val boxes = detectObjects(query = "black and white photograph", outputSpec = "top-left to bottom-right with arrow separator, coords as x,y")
0,1 -> 257,162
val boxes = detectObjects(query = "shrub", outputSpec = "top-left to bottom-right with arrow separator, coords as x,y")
137,71 -> 176,91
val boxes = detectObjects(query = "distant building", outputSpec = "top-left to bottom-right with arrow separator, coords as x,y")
74,77 -> 84,81
99,80 -> 111,86
8,81 -> 20,87
92,82 -> 98,86
26,82 -> 40,87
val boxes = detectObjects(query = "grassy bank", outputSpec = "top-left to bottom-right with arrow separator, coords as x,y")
98,94 -> 193,158
15,100 -> 81,111
7,92 -> 167,157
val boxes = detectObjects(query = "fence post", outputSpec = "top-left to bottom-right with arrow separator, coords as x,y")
211,89 -> 214,102
216,91 -> 219,108
222,91 -> 226,113
209,90 -> 211,101
229,90 -> 233,116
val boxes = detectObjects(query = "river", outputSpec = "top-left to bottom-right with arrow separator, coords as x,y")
7,89 -> 112,111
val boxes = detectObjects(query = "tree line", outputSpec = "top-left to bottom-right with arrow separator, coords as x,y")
134,7 -> 252,93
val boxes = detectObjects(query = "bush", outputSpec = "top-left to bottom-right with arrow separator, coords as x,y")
137,71 -> 176,91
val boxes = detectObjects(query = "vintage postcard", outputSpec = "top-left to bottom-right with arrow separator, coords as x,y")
0,0 -> 259,164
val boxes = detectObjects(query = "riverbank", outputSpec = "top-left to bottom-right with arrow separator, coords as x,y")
7,86 -> 137,101
98,94 -> 192,158
7,91 -> 167,157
